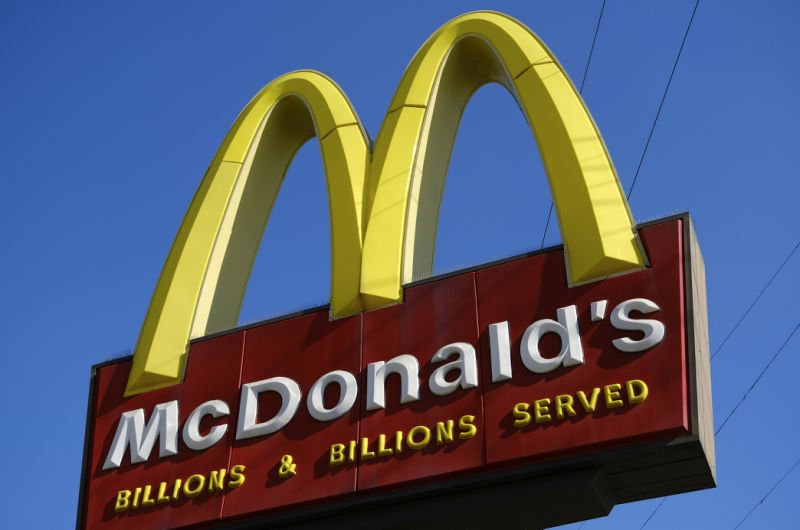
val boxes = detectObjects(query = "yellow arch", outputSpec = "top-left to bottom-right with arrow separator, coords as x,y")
126,71 -> 369,395
125,11 -> 647,396
360,11 -> 645,306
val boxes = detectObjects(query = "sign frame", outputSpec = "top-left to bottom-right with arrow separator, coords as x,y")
76,213 -> 714,529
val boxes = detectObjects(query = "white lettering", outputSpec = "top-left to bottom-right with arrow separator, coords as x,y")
182,399 -> 229,451
105,296 -> 670,466
236,377 -> 301,440
610,298 -> 666,352
489,321 -> 512,382
366,354 -> 420,411
429,342 -> 478,396
520,305 -> 584,373
307,370 -> 358,422
102,400 -> 179,470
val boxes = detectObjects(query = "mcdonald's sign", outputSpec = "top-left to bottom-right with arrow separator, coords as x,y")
78,12 -> 715,529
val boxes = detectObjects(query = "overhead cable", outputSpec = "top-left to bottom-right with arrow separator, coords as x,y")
626,0 -> 700,199
539,0 -> 606,248
734,456 -> 800,529
715,320 -> 800,436
639,497 -> 667,530
640,305 -> 799,528
711,239 -> 800,361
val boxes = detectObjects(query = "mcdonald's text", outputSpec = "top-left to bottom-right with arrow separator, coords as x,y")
102,297 -> 662,470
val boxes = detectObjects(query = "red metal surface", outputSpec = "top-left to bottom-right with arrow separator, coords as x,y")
476,219 -> 688,467
222,310 -> 361,518
83,332 -> 244,529
358,273 -> 485,491
81,218 -> 691,529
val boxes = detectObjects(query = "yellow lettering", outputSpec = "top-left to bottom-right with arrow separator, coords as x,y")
208,469 -> 226,492
626,379 -> 649,404
577,387 -> 601,413
554,394 -> 576,419
534,398 -> 551,423
183,474 -> 205,498
115,465 -> 257,512
330,443 -> 346,467
172,479 -> 182,501
377,434 -> 393,456
512,402 -> 531,427
348,439 -> 357,462
360,437 -> 376,460
114,490 -> 131,513
228,465 -> 246,489
407,425 -> 431,450
141,484 -> 155,507
604,383 -> 624,408
156,482 -> 170,504
395,430 -> 404,453
458,414 -> 477,439
436,420 -> 455,445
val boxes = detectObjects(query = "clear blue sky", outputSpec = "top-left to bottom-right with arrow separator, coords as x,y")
2,1 -> 799,528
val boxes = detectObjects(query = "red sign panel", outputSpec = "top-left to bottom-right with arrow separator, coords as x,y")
478,219 -> 688,466
78,217 -> 706,529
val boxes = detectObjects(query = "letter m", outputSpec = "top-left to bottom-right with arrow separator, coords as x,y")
102,400 -> 179,470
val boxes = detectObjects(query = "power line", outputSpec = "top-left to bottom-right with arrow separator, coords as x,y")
538,198 -> 554,250
634,226 -> 795,526
715,320 -> 800,436
711,239 -> 800,361
578,0 -> 606,94
638,306 -> 800,528
581,5 -> 700,528
627,0 -> 700,200
639,293 -> 800,529
539,0 -> 606,249
734,456 -> 800,529
549,1 -> 792,527
639,497 -> 667,529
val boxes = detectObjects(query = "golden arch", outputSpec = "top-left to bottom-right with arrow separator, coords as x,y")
125,11 -> 646,396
